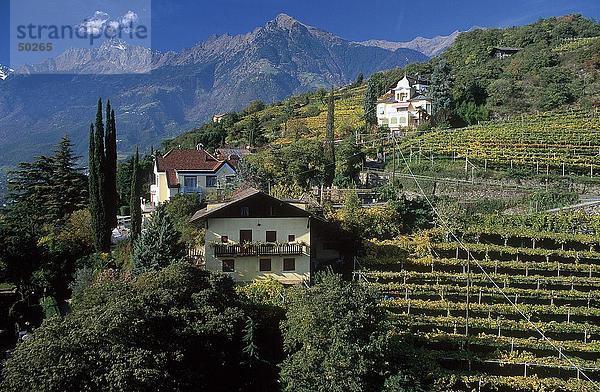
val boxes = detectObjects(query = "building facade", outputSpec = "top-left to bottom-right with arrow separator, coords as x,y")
376,74 -> 432,130
148,146 -> 237,207
191,188 -> 353,285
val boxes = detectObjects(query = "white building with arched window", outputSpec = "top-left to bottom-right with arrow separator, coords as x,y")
376,74 -> 432,130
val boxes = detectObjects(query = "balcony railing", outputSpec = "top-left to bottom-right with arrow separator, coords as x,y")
213,243 -> 305,257
182,186 -> 203,195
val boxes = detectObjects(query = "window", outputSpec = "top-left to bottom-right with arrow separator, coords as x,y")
206,175 -> 217,188
183,176 -> 197,189
259,259 -> 272,272
283,258 -> 295,272
222,259 -> 234,272
240,206 -> 250,216
288,234 -> 296,242
221,235 -> 228,243
240,230 -> 252,244
266,231 -> 277,243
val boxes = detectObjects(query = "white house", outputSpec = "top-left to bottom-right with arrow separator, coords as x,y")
190,188 -> 355,285
147,145 -> 237,208
376,74 -> 432,130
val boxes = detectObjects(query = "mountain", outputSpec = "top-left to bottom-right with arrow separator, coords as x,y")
358,29 -> 482,57
0,65 -> 14,80
0,13 -> 427,167
17,40 -> 170,75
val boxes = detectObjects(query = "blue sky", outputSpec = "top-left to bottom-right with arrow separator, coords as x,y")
1,0 -> 599,67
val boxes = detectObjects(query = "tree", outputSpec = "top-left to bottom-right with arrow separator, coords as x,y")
129,148 -> 142,242
52,136 -> 88,220
243,99 -> 266,115
163,193 -> 204,248
323,88 -> 336,187
104,101 -> 118,228
131,205 -> 186,275
364,78 -> 379,132
429,58 -> 454,127
280,273 -> 388,392
89,123 -> 110,252
1,264 -> 279,392
355,72 -> 364,86
334,137 -> 363,187
88,98 -> 111,252
7,155 -> 59,226
247,115 -> 265,148
1,138 -> 89,301
37,209 -> 95,300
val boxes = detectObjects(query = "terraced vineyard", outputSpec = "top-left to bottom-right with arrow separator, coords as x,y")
400,110 -> 600,177
360,215 -> 600,391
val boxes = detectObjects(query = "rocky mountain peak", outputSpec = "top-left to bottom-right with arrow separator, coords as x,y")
273,13 -> 302,29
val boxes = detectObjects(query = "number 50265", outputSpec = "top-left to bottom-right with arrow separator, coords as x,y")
18,43 -> 53,52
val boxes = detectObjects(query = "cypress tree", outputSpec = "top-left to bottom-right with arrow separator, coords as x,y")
104,101 -> 118,228
323,88 -> 336,187
363,78 -> 379,132
90,99 -> 111,252
129,148 -> 142,242
88,124 -> 103,251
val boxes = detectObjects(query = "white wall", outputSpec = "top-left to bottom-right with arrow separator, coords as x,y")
204,217 -> 311,284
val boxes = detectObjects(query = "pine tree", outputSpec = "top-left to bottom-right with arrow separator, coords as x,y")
7,155 -> 56,225
131,205 -> 185,275
323,88 -> 336,187
129,148 -> 142,242
104,101 -> 118,228
52,136 -> 87,219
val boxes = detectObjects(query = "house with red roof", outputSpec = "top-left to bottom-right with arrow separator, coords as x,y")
148,145 -> 237,208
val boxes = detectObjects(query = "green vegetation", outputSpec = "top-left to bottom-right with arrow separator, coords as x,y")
129,148 -> 142,242
359,215 -> 600,391
399,110 -> 600,177
1,14 -> 600,392
1,263 -> 279,391
132,206 -> 186,275
88,98 -> 118,252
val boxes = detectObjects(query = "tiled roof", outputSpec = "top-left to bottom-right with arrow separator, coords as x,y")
190,187 -> 310,222
215,147 -> 252,160
156,148 -> 233,188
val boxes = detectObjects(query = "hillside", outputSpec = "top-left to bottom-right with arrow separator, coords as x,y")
0,14 -> 427,169
166,15 -> 600,152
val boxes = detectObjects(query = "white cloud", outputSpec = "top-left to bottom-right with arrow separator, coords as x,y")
77,10 -> 140,36
77,11 -> 110,36
120,11 -> 139,27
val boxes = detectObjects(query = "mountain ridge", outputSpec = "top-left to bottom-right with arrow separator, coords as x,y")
0,14 -> 428,168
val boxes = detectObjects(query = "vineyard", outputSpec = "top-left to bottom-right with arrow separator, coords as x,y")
360,214 -> 600,391
399,110 -> 600,178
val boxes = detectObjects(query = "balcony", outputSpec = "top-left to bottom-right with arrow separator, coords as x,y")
181,186 -> 204,195
213,243 -> 306,257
